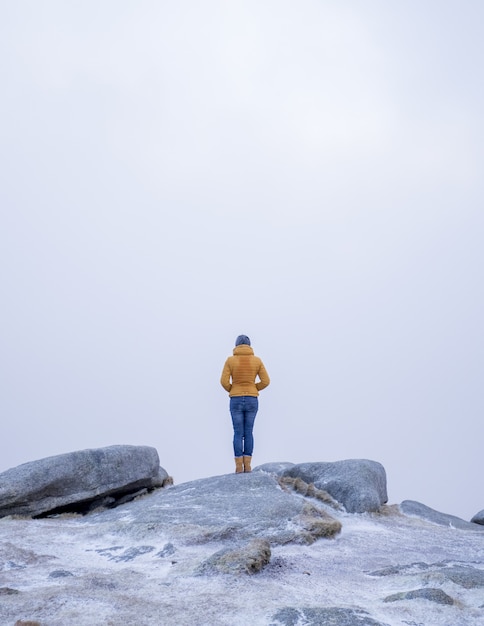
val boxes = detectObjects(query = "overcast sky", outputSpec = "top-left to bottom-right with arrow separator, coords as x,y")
1,1 -> 483,521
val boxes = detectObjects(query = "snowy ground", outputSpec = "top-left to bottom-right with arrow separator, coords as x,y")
1,476 -> 483,626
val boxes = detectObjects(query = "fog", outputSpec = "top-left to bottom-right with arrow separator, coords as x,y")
1,1 -> 483,520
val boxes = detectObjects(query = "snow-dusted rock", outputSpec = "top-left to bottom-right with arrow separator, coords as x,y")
369,558 -> 484,607
437,566 -> 484,589
400,500 -> 484,531
275,459 -> 388,513
254,462 -> 295,475
89,470 -> 342,545
0,445 -> 168,518
270,607 -> 389,625
471,509 -> 484,525
0,454 -> 484,626
383,588 -> 454,605
1,457 -> 484,625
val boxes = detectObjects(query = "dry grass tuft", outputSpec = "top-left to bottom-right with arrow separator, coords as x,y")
296,503 -> 342,543
372,504 -> 403,518
278,476 -> 343,511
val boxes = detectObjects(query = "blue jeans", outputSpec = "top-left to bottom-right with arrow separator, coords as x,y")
230,396 -> 259,457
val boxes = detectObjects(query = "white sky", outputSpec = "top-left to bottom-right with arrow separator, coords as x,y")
1,1 -> 483,520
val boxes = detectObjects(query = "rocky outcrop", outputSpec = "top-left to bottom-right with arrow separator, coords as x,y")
90,470 -> 342,545
1,454 -> 484,626
258,459 -> 388,513
471,509 -> 484,525
400,500 -> 484,531
0,445 -> 170,518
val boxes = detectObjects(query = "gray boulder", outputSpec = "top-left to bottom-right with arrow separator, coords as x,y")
369,560 -> 484,590
271,607 -> 389,626
400,501 -> 484,531
471,509 -> 484,525
435,565 -> 484,589
278,459 -> 388,513
383,588 -> 454,605
90,470 -> 342,545
254,462 -> 295,474
0,445 -> 169,518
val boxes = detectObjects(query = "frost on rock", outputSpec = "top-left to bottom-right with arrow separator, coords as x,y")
277,459 -> 388,513
88,470 -> 342,546
369,560 -> 484,591
383,588 -> 455,605
400,500 -> 484,531
270,607 -> 390,626
1,457 -> 484,626
0,445 -> 170,518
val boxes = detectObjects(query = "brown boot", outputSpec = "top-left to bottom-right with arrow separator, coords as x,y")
235,457 -> 244,473
243,456 -> 252,473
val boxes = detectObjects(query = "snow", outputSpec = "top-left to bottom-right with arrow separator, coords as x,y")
1,479 -> 483,626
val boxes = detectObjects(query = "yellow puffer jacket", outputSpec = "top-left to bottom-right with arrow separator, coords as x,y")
220,344 -> 270,397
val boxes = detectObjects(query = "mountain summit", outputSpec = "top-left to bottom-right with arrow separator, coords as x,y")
0,446 -> 483,625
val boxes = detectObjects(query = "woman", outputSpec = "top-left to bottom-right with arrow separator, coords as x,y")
220,335 -> 270,473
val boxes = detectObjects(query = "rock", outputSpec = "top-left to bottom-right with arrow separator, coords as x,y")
436,565 -> 484,589
270,607 -> 389,626
471,509 -> 484,525
156,542 -> 175,557
254,462 -> 296,474
383,588 -> 454,605
196,539 -> 271,575
94,545 -> 156,562
400,500 -> 484,531
279,459 -> 388,513
0,445 -> 169,518
48,569 -> 74,578
1,464 -> 484,626
0,587 -> 20,595
89,471 -> 342,545
369,562 -> 432,577
369,560 -> 484,590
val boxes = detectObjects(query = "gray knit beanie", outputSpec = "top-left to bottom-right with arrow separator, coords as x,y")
235,334 -> 251,346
